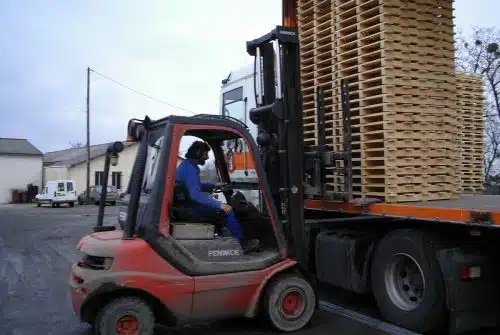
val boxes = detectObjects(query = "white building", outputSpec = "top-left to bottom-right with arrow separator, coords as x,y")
43,141 -> 139,195
0,138 -> 44,203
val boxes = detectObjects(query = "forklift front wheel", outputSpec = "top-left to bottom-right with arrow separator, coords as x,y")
95,296 -> 155,335
263,274 -> 316,332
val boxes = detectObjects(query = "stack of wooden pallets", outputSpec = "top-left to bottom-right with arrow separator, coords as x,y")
298,0 -> 467,203
456,71 -> 485,194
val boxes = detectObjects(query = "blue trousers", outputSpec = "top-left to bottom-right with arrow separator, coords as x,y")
189,204 -> 243,241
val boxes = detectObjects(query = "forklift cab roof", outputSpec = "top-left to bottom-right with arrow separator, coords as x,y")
132,114 -> 250,143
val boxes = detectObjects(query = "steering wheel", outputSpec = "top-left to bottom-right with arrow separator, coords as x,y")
212,183 -> 235,203
212,182 -> 233,193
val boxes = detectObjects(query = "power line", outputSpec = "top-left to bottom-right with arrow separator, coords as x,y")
89,68 -> 196,115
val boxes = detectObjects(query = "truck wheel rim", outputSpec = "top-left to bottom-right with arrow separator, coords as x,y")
116,315 -> 138,335
279,288 -> 305,318
385,253 -> 426,311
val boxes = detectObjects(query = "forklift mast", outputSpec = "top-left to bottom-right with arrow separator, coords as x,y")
246,26 -> 308,267
245,1 -> 353,268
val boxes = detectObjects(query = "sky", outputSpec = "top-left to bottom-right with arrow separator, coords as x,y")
0,0 -> 497,153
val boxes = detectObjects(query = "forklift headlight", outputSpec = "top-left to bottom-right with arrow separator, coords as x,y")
77,254 -> 114,270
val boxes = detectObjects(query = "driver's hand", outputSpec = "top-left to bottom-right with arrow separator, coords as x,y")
220,203 -> 233,213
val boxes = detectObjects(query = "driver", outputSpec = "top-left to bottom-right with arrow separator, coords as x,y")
176,140 -> 260,253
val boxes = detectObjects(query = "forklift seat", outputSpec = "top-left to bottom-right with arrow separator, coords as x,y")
170,181 -> 227,238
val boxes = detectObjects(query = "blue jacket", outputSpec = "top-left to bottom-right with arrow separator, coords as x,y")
175,158 -> 220,209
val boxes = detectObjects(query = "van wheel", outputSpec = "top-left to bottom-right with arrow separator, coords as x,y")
68,202 -> 74,208
371,229 -> 446,333
263,273 -> 316,332
51,201 -> 56,208
95,297 -> 155,335
36,201 -> 41,207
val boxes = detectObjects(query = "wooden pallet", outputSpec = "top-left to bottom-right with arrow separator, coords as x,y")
297,0 -> 467,203
455,71 -> 485,194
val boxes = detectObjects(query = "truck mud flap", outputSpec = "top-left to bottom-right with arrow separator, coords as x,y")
315,230 -> 375,294
436,247 -> 500,334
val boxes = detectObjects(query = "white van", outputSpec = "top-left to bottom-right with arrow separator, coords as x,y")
36,180 -> 78,207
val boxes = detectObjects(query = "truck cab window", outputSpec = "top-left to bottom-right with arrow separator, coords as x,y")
222,87 -> 245,123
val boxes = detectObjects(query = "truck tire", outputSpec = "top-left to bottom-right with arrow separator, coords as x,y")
263,273 -> 316,332
95,296 -> 155,335
370,229 -> 446,333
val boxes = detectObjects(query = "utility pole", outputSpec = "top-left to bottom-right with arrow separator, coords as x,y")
86,67 -> 91,203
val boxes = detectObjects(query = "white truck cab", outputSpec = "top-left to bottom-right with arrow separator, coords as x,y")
220,63 -> 262,208
36,180 -> 78,207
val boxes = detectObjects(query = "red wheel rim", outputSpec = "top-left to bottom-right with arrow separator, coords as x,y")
281,291 -> 303,317
116,315 -> 138,335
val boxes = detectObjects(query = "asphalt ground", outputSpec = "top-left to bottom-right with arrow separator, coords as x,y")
0,204 -> 389,335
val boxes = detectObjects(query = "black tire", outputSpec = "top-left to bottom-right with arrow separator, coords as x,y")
95,297 -> 155,335
36,201 -> 41,207
68,202 -> 74,208
51,201 -> 55,208
263,273 -> 316,332
370,229 -> 446,333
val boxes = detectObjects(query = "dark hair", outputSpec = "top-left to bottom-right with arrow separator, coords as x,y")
185,141 -> 211,159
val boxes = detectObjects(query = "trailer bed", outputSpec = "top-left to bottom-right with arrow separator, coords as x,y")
305,195 -> 500,226
407,195 -> 500,211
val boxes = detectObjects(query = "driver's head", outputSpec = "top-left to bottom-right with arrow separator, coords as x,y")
185,141 -> 211,166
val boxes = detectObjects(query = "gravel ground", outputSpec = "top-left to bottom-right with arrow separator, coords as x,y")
0,204 -> 384,335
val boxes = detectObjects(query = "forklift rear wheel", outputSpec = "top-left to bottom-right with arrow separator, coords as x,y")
95,296 -> 155,335
263,273 -> 316,332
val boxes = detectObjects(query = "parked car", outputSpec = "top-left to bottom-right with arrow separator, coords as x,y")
35,180 -> 78,208
77,185 -> 119,205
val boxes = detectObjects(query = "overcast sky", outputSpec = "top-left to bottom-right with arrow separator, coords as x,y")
0,1 -> 497,153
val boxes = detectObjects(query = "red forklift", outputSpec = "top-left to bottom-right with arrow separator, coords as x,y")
70,2 -> 333,334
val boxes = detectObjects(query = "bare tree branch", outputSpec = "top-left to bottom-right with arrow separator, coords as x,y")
456,27 -> 500,182
69,141 -> 84,148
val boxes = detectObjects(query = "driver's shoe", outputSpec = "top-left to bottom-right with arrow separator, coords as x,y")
242,238 -> 260,254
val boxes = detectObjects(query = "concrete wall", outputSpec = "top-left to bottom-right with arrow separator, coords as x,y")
68,144 -> 138,194
0,155 -> 43,203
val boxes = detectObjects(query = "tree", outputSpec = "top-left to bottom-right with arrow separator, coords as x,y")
484,118 -> 500,182
456,27 -> 500,183
69,141 -> 84,148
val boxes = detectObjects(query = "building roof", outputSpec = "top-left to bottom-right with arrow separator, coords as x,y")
44,141 -> 137,167
0,138 -> 43,156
